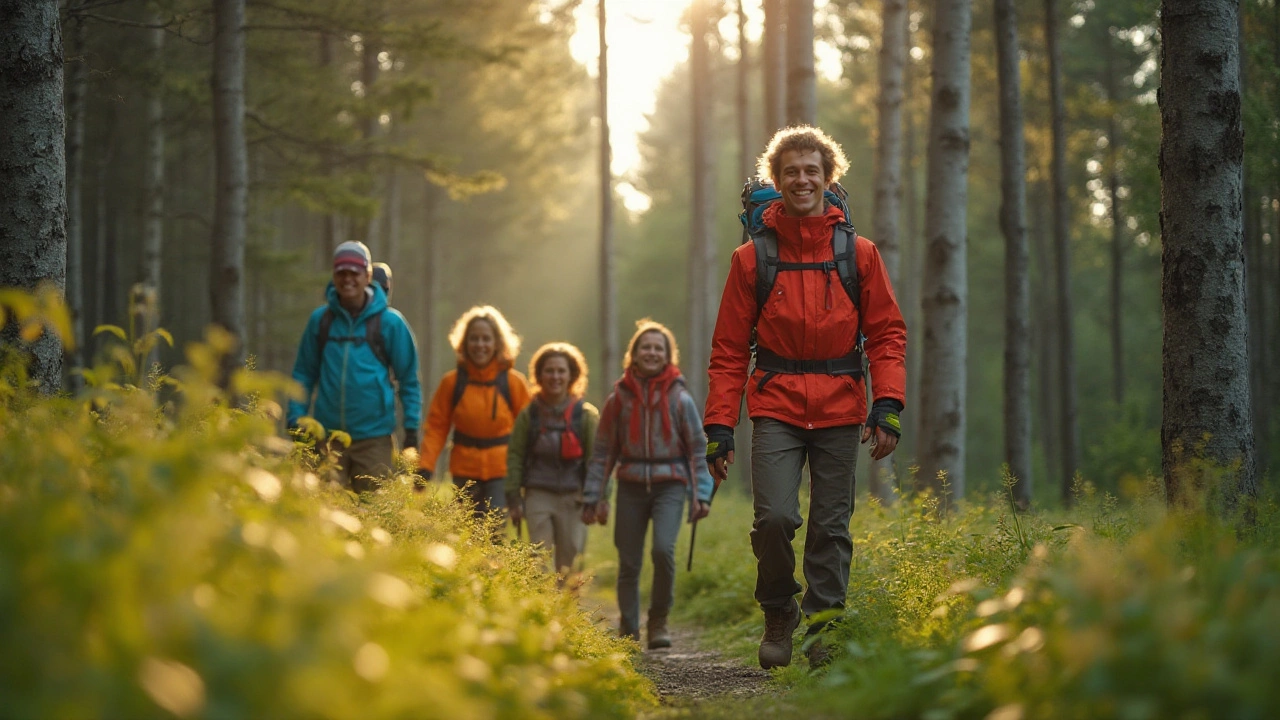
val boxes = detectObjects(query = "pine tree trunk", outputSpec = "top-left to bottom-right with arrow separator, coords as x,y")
917,0 -> 971,502
903,25 -> 922,457
870,0 -> 909,503
1160,0 -> 1257,510
1240,5 -> 1270,473
763,0 -> 787,138
64,9 -> 86,380
598,0 -> 619,381
994,0 -> 1032,506
421,181 -> 442,383
360,36 -> 383,249
1032,185 -> 1061,481
1045,0 -> 1078,504
0,0 -> 66,392
1104,37 -> 1125,405
738,0 -> 752,183
785,0 -> 816,126
689,0 -> 716,403
211,0 -> 248,368
141,15 -> 165,368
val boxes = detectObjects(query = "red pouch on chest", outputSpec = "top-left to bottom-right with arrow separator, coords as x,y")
559,403 -> 584,460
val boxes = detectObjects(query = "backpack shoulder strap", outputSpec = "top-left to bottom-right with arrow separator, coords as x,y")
495,369 -> 513,412
316,308 -> 335,358
831,223 -> 860,313
364,310 -> 392,370
751,229 -> 780,316
451,364 -> 469,408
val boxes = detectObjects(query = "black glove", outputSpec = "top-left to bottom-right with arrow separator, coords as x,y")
404,427 -> 421,452
865,399 -> 904,439
705,424 -> 735,462
413,468 -> 432,492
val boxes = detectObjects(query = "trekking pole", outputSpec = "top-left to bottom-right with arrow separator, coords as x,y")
687,518 -> 699,572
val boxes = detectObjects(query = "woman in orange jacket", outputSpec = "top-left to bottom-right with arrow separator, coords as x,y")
416,306 -> 531,519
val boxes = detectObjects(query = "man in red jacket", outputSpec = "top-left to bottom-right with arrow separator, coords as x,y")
704,126 -> 907,670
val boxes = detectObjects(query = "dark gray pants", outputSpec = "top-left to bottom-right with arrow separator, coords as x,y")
750,418 -> 859,619
453,477 -> 507,520
614,480 -> 686,636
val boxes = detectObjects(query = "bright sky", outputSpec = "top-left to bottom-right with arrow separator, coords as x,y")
567,0 -> 841,213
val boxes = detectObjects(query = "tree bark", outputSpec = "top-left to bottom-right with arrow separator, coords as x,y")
1104,35 -> 1125,405
785,0 -> 817,126
421,181 -> 442,384
738,0 -> 752,183
211,0 -> 248,368
598,0 -> 618,380
1045,0 -> 1079,504
689,0 -> 717,403
902,18 -> 922,457
1240,4 -> 1270,473
870,0 -> 909,503
1160,0 -> 1256,509
64,8 -> 86,379
763,0 -> 787,137
917,0 -> 971,502
141,12 -> 165,368
1031,184 -> 1060,485
0,0 -> 66,392
994,0 -> 1032,506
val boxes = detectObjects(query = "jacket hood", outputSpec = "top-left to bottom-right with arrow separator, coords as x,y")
325,282 -> 387,320
762,202 -> 846,245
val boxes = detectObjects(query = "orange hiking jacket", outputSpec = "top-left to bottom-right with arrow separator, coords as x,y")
418,361 -> 531,481
705,203 -> 907,430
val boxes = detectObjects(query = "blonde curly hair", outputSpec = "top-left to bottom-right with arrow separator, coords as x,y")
757,125 -> 850,186
448,305 -> 521,366
622,318 -> 679,371
528,342 -> 589,398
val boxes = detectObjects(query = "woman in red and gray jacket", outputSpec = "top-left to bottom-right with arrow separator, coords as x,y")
582,320 -> 715,650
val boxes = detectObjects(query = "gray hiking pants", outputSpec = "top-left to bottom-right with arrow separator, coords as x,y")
615,480 -> 686,636
750,418 -> 859,621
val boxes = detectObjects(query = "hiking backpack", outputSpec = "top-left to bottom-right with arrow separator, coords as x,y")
738,178 -> 862,318
451,364 -> 514,414
316,308 -> 392,371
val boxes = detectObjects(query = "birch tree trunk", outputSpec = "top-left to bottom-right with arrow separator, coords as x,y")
763,0 -> 787,138
1160,0 -> 1257,510
994,0 -> 1032,506
786,0 -> 816,126
689,0 -> 716,403
64,9 -> 86,378
870,0 -> 909,503
598,0 -> 618,379
211,0 -> 248,367
141,13 -> 165,368
917,0 -> 971,502
1045,0 -> 1078,504
0,0 -> 66,392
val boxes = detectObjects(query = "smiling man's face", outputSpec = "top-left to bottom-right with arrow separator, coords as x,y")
776,149 -> 828,218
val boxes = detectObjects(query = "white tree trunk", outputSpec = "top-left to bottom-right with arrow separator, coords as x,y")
994,0 -> 1032,506
786,0 -> 816,126
0,0 -> 66,392
1045,0 -> 1079,504
917,0 -> 971,502
1160,0 -> 1257,509
211,0 -> 247,367
763,0 -> 787,137
869,0 -> 909,503
598,0 -> 618,379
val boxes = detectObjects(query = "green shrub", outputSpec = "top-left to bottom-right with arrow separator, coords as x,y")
0,320 -> 653,719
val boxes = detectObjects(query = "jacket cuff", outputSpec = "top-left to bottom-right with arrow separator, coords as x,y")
872,398 -> 904,414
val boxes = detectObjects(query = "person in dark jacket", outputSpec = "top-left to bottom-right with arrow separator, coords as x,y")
288,241 -> 422,492
583,320 -> 714,649
506,342 -> 599,577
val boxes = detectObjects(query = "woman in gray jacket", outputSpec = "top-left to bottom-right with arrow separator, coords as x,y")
582,320 -> 715,649
506,342 -> 599,578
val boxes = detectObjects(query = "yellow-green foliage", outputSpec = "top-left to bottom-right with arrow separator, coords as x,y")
0,323 -> 653,719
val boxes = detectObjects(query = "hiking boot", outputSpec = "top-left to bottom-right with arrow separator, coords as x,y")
758,598 -> 801,669
804,632 -> 832,669
647,614 -> 672,650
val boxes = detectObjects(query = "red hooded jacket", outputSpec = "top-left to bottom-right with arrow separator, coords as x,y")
704,203 -> 907,430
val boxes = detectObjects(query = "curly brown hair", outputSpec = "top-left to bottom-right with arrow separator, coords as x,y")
448,305 -> 521,366
757,125 -> 850,187
622,318 -> 680,371
528,342 -> 589,398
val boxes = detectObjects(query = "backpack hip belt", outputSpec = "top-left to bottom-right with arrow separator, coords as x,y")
754,345 -> 863,392
453,431 -> 511,449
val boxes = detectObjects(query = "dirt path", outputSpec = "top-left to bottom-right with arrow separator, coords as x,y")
636,623 -> 771,704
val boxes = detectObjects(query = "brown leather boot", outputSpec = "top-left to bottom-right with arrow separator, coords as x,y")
647,614 -> 671,649
758,598 -> 801,669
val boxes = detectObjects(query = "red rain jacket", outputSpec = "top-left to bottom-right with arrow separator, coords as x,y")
704,203 -> 907,430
